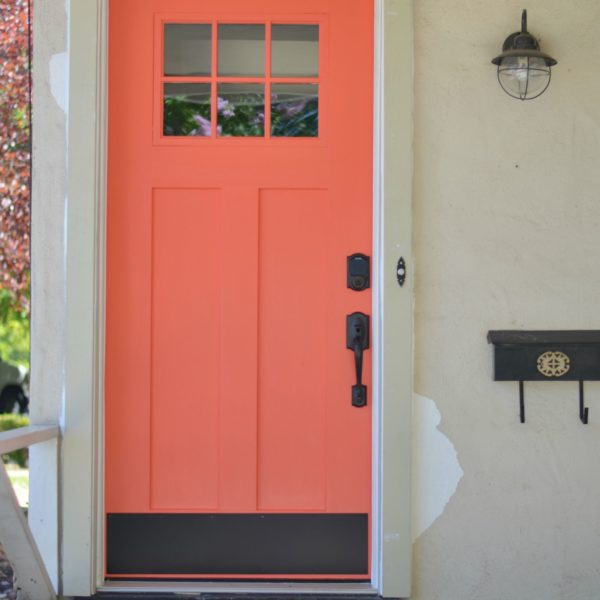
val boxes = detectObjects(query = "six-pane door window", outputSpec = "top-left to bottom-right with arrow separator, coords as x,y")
162,22 -> 319,138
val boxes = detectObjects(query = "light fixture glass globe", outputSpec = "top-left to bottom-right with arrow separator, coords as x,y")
497,55 -> 551,100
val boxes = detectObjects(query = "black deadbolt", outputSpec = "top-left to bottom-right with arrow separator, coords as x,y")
347,254 -> 370,291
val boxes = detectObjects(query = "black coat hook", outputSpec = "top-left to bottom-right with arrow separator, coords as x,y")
519,381 -> 525,423
579,381 -> 589,424
516,380 -> 590,424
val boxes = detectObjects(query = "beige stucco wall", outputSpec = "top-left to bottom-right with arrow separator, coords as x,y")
412,0 -> 600,598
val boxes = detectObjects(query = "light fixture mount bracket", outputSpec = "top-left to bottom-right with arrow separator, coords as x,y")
492,10 -> 557,67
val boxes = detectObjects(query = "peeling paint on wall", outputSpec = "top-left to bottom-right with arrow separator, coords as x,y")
412,394 -> 463,542
49,51 -> 68,114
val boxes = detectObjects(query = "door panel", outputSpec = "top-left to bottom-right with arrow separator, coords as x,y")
106,0 -> 373,579
257,189 -> 330,511
151,188 -> 222,509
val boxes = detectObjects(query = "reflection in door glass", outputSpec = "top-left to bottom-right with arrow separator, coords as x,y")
163,83 -> 212,136
271,25 -> 319,77
218,24 -> 265,77
164,24 -> 212,76
217,84 -> 265,137
271,84 -> 318,137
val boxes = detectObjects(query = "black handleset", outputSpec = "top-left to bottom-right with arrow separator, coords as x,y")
346,254 -> 370,407
346,312 -> 370,407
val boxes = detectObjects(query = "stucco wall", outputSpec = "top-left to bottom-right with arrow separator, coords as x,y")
412,1 -> 600,598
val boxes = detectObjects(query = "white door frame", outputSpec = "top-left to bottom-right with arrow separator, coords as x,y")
58,0 -> 413,596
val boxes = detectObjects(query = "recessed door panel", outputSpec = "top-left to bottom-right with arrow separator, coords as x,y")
257,189 -> 330,511
150,188 -> 222,509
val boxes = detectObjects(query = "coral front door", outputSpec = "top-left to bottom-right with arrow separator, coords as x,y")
105,0 -> 373,579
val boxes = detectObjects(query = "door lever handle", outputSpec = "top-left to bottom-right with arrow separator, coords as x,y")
346,312 -> 370,407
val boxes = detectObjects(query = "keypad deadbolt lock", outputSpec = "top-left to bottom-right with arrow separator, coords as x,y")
347,254 -> 370,291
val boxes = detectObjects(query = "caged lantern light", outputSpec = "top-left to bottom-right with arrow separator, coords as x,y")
492,9 -> 557,100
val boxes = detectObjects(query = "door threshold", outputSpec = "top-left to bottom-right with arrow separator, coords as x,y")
97,581 -> 377,596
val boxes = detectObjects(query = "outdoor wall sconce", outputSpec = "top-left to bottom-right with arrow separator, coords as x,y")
488,331 -> 600,424
492,9 -> 557,100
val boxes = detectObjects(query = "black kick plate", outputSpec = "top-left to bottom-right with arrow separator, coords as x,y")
107,513 -> 368,576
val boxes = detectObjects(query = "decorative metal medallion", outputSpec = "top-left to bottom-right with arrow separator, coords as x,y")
537,351 -> 571,377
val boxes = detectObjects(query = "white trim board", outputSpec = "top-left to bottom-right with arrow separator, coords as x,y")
62,0 -> 107,594
59,0 -> 413,596
373,1 -> 414,596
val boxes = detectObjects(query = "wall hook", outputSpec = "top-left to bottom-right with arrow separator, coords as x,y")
488,330 -> 600,425
519,381 -> 525,423
579,381 -> 589,424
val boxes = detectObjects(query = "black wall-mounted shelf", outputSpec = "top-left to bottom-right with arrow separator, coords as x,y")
488,330 -> 600,424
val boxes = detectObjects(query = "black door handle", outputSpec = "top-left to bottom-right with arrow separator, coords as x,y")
346,312 -> 369,407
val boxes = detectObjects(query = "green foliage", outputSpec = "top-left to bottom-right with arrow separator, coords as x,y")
271,97 -> 318,138
217,94 -> 264,137
164,96 -> 210,136
0,287 -> 29,371
0,413 -> 29,467
164,93 -> 319,138
164,93 -> 265,137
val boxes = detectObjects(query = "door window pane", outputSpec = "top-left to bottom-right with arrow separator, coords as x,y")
217,84 -> 265,137
164,24 -> 211,76
271,25 -> 319,77
218,24 -> 265,77
271,84 -> 318,137
164,83 -> 212,136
